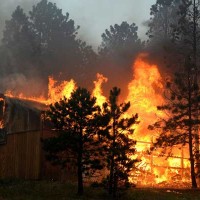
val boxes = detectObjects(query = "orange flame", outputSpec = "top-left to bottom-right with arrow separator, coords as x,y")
126,53 -> 164,141
5,76 -> 76,105
126,54 -> 190,186
92,73 -> 108,107
47,76 -> 76,104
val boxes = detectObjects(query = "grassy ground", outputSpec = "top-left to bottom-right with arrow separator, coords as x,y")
0,179 -> 200,200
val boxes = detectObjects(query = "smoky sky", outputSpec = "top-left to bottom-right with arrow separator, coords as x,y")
0,0 -> 39,37
0,0 -> 156,47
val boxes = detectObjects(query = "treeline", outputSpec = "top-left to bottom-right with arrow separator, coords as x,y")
0,0 -> 143,98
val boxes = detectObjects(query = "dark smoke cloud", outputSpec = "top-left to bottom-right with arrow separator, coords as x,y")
0,73 -> 47,97
0,0 -> 156,99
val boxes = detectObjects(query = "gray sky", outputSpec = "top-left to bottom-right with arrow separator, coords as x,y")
0,0 -> 156,47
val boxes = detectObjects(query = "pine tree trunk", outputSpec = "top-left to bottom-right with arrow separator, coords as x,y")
77,130 -> 83,195
189,126 -> 197,188
113,173 -> 117,199
188,69 -> 197,188
193,0 -> 200,185
109,155 -> 114,195
109,114 -> 116,195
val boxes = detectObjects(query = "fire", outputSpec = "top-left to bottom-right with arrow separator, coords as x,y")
0,97 -> 5,129
92,73 -> 108,107
3,53 -> 192,187
126,53 -> 164,141
5,90 -> 47,104
5,77 -> 76,105
126,54 -> 191,186
5,75 -> 107,106
47,76 -> 76,104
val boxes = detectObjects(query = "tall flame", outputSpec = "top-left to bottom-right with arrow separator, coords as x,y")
92,73 -> 107,107
126,54 -> 190,186
126,53 -> 164,141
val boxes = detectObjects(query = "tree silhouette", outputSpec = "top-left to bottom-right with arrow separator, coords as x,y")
98,21 -> 143,97
43,87 -> 105,195
101,87 -> 138,198
149,58 -> 200,188
0,0 -> 97,95
29,0 -> 80,75
148,1 -> 200,185
147,0 -> 181,40
2,6 -> 36,74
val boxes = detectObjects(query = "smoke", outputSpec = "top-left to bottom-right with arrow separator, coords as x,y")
55,0 -> 155,47
0,0 -> 40,40
0,72 -> 47,97
0,0 -> 155,45
0,0 -> 156,99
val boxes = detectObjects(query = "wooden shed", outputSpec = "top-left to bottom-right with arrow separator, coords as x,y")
0,94 -> 44,179
0,94 -> 76,181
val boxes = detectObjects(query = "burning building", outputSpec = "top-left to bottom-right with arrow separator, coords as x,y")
0,94 -> 43,179
0,54 -> 198,187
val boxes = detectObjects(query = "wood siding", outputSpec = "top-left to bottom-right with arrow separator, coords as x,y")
0,131 -> 41,179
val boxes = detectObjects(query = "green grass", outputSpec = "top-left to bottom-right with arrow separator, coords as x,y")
0,179 -> 200,200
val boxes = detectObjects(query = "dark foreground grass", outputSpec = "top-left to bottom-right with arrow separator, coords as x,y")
0,179 -> 200,200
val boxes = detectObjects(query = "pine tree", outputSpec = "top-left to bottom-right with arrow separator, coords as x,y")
98,21 -> 143,97
100,87 -> 138,198
2,6 -> 36,73
147,0 -> 181,40
43,87 -> 105,195
149,57 -> 200,188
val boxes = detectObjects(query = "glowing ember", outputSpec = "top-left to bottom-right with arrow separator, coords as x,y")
0,121 -> 3,129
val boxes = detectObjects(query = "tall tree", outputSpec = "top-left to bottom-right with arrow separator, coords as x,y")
146,0 -> 185,72
149,58 -> 200,188
180,0 -> 200,184
29,0 -> 80,75
147,0 -> 182,40
98,21 -> 143,97
2,6 -> 36,74
101,87 -> 138,198
147,0 -> 200,188
43,87 -> 105,195
99,21 -> 142,58
156,0 -> 200,178
0,0 -> 97,96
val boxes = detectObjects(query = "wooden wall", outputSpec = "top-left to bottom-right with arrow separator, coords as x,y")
0,131 -> 41,179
